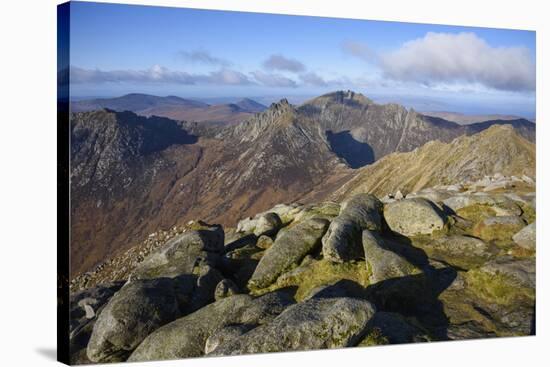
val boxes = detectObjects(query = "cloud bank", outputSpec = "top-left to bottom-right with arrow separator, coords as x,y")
344,32 -> 535,92
263,54 -> 306,73
71,65 -> 252,86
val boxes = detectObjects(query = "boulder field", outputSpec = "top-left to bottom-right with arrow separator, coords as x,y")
69,174 -> 536,364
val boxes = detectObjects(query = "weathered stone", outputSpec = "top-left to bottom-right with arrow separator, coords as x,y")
236,217 -> 257,233
322,194 -> 383,263
256,235 -> 274,250
205,324 -> 255,354
421,235 -> 498,269
473,216 -> 526,242
512,222 -> 536,251
340,193 -> 383,231
253,212 -> 283,237
362,230 -> 418,283
128,291 -> 294,361
293,202 -> 340,222
87,279 -> 181,363
358,312 -> 429,345
464,257 -> 535,335
384,198 -> 447,236
248,218 -> 329,289
266,203 -> 303,224
132,223 -> 224,279
210,297 -> 376,356
322,217 -> 362,263
69,282 -> 123,365
214,279 -> 240,301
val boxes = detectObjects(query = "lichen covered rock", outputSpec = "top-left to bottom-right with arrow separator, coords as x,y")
87,279 -> 181,363
384,198 -> 447,236
210,297 -> 376,355
248,217 -> 329,290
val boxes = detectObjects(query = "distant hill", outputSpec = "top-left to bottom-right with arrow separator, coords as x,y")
72,93 -> 267,125
326,124 -> 535,201
421,111 -> 533,125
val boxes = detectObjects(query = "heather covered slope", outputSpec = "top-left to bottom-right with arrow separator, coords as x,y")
326,124 -> 535,202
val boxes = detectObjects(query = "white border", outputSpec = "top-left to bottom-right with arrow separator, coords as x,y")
0,0 -> 546,366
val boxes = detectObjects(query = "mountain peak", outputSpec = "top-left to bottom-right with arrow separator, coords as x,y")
304,90 -> 373,108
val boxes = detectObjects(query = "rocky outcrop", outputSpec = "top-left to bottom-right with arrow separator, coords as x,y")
129,291 -> 294,361
420,235 -> 498,270
70,169 -> 535,362
384,198 -> 447,236
132,223 -> 224,279
513,222 -> 536,251
210,297 -> 376,355
363,230 -> 419,283
86,279 -> 181,363
248,218 -> 329,290
473,216 -> 526,242
322,194 -> 383,262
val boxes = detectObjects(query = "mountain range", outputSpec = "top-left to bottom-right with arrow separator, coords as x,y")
70,90 -> 536,277
72,93 -> 267,126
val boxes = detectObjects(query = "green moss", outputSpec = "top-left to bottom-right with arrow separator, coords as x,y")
520,204 -> 536,224
357,328 -> 389,347
456,205 -> 497,224
473,221 -> 524,246
465,269 -> 535,306
253,259 -> 370,301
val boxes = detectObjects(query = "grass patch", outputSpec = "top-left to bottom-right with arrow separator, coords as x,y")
357,328 -> 390,347
254,258 -> 370,301
456,205 -> 497,224
465,269 -> 535,306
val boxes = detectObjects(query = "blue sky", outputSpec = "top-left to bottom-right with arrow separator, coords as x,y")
67,1 -> 536,118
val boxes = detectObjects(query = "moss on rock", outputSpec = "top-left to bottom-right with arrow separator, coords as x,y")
255,258 -> 370,301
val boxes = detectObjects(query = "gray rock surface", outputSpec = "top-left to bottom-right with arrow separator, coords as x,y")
423,235 -> 497,269
362,230 -> 418,283
384,198 -> 446,236
87,278 -> 181,363
248,217 -> 329,289
132,224 -> 224,279
128,291 -> 294,361
214,279 -> 240,301
210,297 -> 376,356
253,212 -> 283,237
204,324 -> 255,354
322,194 -> 382,262
512,222 -> 536,250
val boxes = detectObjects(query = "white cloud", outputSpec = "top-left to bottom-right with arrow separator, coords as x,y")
251,71 -> 297,88
299,72 -> 328,87
341,41 -> 377,63
343,32 -> 535,92
70,65 -> 253,86
263,54 -> 306,73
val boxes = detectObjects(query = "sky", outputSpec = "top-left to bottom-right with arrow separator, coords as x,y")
66,1 -> 536,118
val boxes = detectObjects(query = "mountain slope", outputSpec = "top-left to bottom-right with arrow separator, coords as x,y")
325,124 -> 535,201
69,91 -> 536,277
72,94 -> 266,125
297,91 -> 535,166
70,104 -> 349,276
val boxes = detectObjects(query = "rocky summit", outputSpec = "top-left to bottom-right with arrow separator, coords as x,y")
68,90 -> 536,364
69,168 -> 535,364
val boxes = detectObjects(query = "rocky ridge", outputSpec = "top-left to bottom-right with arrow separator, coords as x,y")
69,171 -> 536,364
